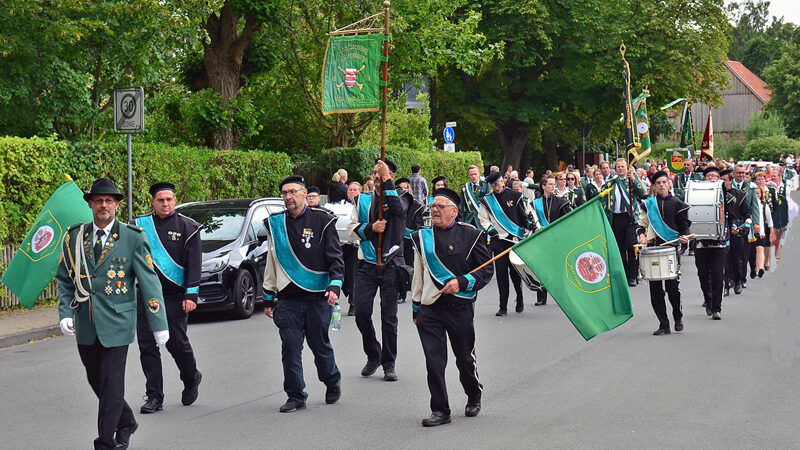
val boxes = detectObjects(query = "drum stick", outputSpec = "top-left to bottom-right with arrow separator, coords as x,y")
658,234 -> 695,246
431,246 -> 514,299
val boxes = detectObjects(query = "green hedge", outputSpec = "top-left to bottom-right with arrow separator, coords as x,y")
742,135 -> 800,162
0,136 -> 293,245
297,147 -> 483,193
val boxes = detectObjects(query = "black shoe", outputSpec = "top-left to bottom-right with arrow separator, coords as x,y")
750,270 -> 756,279
688,250 -> 695,256
383,368 -> 398,382
325,382 -> 341,404
653,328 -> 671,336
515,301 -> 524,313
628,279 -> 636,287
182,371 -> 202,406
712,312 -> 721,320
465,403 -> 481,417
140,396 -> 163,414
279,399 -> 306,413
495,309 -> 507,317
742,281 -> 747,289
724,287 -> 730,297
734,283 -> 742,295
347,304 -> 355,316
758,269 -> 764,278
361,360 -> 381,377
397,297 -> 406,304
765,266 -> 770,271
534,300 -> 546,306
674,322 -> 683,332
706,307 -> 712,316
421,411 -> 451,427
115,422 -> 138,449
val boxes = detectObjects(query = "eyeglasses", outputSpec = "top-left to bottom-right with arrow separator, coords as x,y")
566,177 -> 576,181
281,189 -> 303,197
430,204 -> 456,210
307,194 -> 320,198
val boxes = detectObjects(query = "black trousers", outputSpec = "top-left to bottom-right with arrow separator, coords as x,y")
136,296 -> 199,401
649,279 -> 682,329
353,260 -> 399,369
727,234 -> 746,286
342,244 -> 359,302
492,239 -> 522,311
612,213 -> 637,282
695,247 -> 726,313
77,339 -> 136,450
273,296 -> 341,402
537,287 -> 548,304
747,239 -> 757,276
417,301 -> 482,415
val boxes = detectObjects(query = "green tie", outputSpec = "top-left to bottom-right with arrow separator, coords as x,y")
94,229 -> 104,262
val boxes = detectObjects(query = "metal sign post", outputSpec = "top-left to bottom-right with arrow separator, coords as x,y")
113,86 -> 145,223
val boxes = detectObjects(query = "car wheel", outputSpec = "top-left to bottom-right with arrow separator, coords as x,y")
230,270 -> 256,319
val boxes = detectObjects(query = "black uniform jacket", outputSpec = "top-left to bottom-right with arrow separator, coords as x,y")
636,194 -> 691,245
348,180 -> 407,262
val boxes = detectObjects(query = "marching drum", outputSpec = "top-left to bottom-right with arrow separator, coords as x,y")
509,249 -> 543,291
638,246 -> 678,281
685,180 -> 726,240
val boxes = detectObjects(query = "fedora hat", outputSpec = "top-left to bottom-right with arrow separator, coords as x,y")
84,177 -> 124,202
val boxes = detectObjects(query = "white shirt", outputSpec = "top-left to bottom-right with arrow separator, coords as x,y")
92,220 -> 115,248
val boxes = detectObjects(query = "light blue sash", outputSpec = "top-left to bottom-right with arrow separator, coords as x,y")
644,196 -> 679,242
268,213 -> 330,292
136,215 -> 184,286
419,228 -> 475,300
533,197 -> 549,227
357,193 -> 378,263
485,193 -> 525,239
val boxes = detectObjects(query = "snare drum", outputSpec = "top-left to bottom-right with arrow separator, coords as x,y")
509,249 -> 543,291
685,180 -> 726,240
638,246 -> 678,281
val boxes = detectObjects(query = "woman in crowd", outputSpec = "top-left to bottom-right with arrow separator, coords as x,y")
342,181 -> 363,315
564,171 -> 585,208
362,176 -> 375,193
329,168 -> 348,202
754,183 -> 773,278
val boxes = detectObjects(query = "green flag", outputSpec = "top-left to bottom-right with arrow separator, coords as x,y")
678,102 -> 695,153
322,34 -> 384,115
1,181 -> 92,309
511,196 -> 633,340
633,92 -> 651,161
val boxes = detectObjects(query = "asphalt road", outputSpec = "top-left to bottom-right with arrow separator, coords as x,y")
2,231 -> 800,449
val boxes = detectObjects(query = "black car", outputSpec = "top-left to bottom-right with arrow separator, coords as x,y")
176,198 -> 285,319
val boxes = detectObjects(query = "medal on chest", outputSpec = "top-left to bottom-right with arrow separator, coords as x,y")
301,228 -> 314,248
167,230 -> 181,241
506,200 -> 514,208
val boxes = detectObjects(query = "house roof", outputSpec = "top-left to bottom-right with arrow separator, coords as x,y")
726,61 -> 772,103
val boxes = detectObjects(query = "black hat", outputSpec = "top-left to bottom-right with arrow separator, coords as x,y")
84,178 -> 123,202
649,171 -> 670,183
279,175 -> 306,191
307,186 -> 320,195
719,168 -> 733,177
432,176 -> 446,186
395,177 -> 410,186
485,172 -> 503,185
149,181 -> 176,197
375,158 -> 397,173
433,188 -> 461,207
703,166 -> 720,177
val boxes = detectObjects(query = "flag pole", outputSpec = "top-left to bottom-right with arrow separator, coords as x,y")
376,1 -> 390,269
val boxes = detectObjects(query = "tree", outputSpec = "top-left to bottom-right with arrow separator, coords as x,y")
0,0 -> 190,140
437,0 -> 731,170
763,31 -> 800,139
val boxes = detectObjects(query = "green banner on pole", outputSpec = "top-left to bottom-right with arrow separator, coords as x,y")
322,34 -> 384,115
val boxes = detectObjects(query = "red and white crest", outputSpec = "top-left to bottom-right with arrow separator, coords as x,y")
345,68 -> 358,88
32,226 -> 55,254
574,251 -> 607,284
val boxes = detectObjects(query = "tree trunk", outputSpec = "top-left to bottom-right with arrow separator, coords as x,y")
494,120 -> 529,170
200,2 -> 261,149
542,139 -> 558,171
429,76 -> 438,146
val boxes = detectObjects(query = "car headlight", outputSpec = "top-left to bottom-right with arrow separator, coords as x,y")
202,254 -> 230,272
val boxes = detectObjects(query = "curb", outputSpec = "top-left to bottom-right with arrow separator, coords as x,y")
0,325 -> 61,350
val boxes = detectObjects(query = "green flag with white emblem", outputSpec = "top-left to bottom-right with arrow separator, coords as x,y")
322,34 -> 384,115
1,181 -> 92,309
511,196 -> 633,340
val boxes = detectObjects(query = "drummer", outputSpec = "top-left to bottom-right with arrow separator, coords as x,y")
636,171 -> 691,335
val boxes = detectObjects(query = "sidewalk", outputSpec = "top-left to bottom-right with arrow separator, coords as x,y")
0,305 -> 60,349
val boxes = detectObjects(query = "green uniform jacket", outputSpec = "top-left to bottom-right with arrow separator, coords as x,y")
459,180 -> 491,229
770,184 -> 789,229
673,171 -> 703,201
56,219 -> 167,347
602,174 -> 647,221
733,180 -> 761,227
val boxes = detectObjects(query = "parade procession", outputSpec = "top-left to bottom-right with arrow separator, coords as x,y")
3,0 -> 800,448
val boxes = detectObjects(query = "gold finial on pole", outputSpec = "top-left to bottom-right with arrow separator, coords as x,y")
620,42 -> 626,57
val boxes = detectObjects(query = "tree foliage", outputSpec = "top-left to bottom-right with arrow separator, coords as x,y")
727,1 -> 797,77
763,29 -> 800,139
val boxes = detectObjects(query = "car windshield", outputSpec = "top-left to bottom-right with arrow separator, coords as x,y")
178,207 -> 248,242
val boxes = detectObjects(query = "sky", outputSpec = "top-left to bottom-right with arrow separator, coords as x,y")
766,0 -> 800,25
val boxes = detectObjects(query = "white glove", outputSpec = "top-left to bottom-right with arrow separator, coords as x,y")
60,318 -> 74,336
153,330 -> 170,346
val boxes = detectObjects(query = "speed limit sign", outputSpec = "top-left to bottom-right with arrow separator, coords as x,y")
113,87 -> 144,133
